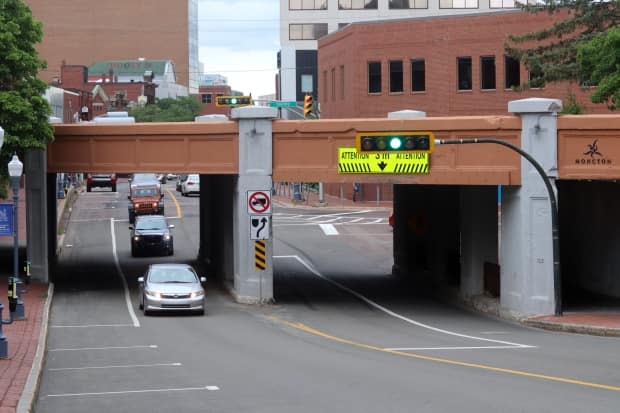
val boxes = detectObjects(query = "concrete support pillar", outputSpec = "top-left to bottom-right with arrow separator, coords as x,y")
231,106 -> 278,303
459,186 -> 498,298
502,98 -> 562,316
25,150 -> 49,283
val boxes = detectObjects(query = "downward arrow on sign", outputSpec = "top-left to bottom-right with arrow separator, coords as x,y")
378,161 -> 388,171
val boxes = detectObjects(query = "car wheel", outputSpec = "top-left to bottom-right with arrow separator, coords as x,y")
139,295 -> 144,310
131,245 -> 137,257
129,212 -> 135,224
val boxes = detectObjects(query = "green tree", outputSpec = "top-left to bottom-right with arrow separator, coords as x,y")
504,1 -> 619,91
576,26 -> 620,110
0,0 -> 53,163
129,96 -> 201,122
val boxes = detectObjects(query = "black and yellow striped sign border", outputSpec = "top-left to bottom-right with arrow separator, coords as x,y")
255,240 -> 266,271
338,147 -> 430,174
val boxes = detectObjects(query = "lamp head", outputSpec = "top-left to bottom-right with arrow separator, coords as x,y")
0,126 -> 4,150
8,154 -> 23,178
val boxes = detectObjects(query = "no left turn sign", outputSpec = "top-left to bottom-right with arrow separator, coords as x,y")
247,190 -> 271,214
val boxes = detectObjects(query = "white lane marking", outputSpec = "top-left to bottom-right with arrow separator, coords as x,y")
319,224 -> 339,236
47,385 -> 220,398
349,217 -> 364,223
385,346 -> 533,351
51,324 -> 135,328
111,218 -> 141,328
49,363 -> 182,371
304,210 -> 374,221
273,255 -> 534,349
49,345 -> 158,352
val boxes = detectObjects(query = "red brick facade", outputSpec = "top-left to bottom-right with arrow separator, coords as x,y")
24,0 -> 191,88
198,85 -> 233,116
318,10 -> 610,118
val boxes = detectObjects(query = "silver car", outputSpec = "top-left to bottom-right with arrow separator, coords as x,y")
138,263 -> 206,315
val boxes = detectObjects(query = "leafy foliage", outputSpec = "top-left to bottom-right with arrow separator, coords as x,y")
0,0 -> 53,169
577,26 -> 620,109
504,0 -> 619,99
129,96 -> 201,122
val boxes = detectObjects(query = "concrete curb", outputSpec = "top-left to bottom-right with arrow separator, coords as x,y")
16,282 -> 54,413
522,319 -> 620,337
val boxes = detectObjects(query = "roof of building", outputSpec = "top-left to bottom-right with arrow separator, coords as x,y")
88,60 -> 171,76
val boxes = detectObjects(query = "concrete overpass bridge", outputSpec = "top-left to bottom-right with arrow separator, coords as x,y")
20,98 -> 620,317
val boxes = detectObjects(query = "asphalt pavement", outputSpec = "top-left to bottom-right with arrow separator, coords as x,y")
0,185 -> 618,412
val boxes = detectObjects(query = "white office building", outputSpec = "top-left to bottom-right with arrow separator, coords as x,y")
279,0 -> 535,104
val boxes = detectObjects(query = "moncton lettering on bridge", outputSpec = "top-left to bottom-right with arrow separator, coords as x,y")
576,139 -> 612,166
338,147 -> 429,174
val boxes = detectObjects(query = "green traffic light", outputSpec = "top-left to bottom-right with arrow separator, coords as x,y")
389,137 -> 402,150
231,98 -> 238,105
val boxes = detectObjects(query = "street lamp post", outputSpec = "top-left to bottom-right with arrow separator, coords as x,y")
435,137 -> 562,316
8,154 -> 25,320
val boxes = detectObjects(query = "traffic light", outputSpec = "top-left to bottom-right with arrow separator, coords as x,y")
303,94 -> 313,117
215,95 -> 253,107
355,132 -> 435,153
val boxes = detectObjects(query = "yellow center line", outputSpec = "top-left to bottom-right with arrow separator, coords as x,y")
271,316 -> 620,392
166,188 -> 182,219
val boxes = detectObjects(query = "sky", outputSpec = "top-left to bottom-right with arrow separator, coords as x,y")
198,0 -> 280,98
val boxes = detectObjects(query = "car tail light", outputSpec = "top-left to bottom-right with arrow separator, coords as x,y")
187,182 -> 194,186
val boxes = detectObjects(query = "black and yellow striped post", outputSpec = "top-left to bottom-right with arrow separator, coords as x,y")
255,240 -> 266,271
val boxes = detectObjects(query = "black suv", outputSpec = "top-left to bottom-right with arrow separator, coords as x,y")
86,173 -> 117,192
129,215 -> 174,257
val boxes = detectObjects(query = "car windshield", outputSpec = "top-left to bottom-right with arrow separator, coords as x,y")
135,217 -> 167,230
148,267 -> 197,283
134,187 -> 159,197
133,173 -> 158,183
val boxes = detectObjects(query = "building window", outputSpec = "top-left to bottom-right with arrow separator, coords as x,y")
289,0 -> 328,10
490,0 -> 537,8
338,23 -> 350,30
368,61 -> 381,94
504,55 -> 520,89
338,0 -> 378,10
389,60 -> 403,93
289,23 -> 329,40
389,0 -> 428,9
529,64 -> 545,89
457,57 -> 472,90
340,65 -> 345,100
480,56 -> 496,90
411,59 -> 425,92
440,0 -> 478,8
201,93 -> 212,104
331,68 -> 336,101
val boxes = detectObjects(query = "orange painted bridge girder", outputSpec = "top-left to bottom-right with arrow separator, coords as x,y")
48,114 -> 620,184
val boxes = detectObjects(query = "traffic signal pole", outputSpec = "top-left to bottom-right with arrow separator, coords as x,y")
435,137 -> 562,316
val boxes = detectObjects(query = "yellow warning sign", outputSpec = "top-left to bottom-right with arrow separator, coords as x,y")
338,147 -> 429,174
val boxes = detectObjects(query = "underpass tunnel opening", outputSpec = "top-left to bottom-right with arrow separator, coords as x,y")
46,171 -> 231,288
558,180 -> 620,309
393,184 -> 500,300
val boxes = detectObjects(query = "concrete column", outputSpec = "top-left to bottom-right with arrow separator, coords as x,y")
231,106 -> 278,303
25,150 -> 48,283
502,98 -> 562,316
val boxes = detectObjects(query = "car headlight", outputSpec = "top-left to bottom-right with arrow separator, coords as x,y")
133,236 -> 140,241
145,289 -> 160,298
191,290 -> 205,298
163,234 -> 171,241
152,202 -> 158,208
134,203 -> 140,208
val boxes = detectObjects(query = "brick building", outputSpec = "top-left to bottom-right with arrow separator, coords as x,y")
317,10 -> 609,118
198,85 -> 234,117
24,0 -> 199,94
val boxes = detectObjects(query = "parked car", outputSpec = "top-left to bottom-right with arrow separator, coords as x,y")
137,263 -> 206,315
166,173 -> 178,181
129,215 -> 174,257
86,173 -> 117,192
181,174 -> 200,196
176,174 -> 188,192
